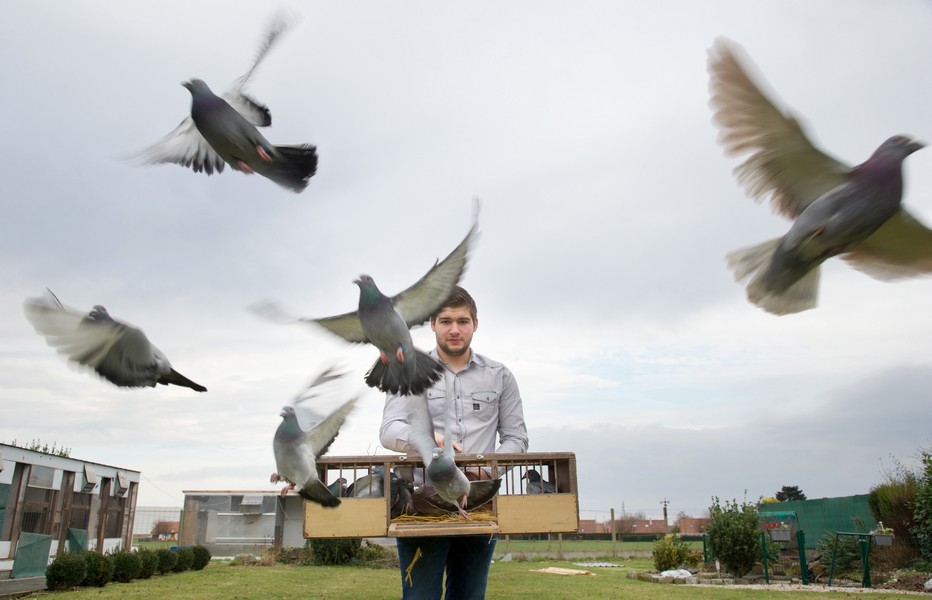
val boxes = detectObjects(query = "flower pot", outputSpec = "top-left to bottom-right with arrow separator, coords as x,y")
769,529 -> 791,542
873,533 -> 893,546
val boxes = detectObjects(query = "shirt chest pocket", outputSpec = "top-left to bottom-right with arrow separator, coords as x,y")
469,391 -> 498,422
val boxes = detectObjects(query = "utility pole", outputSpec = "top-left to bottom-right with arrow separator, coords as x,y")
661,498 -> 670,534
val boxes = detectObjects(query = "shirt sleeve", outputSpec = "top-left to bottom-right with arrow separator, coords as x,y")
495,367 -> 529,453
379,392 -> 415,453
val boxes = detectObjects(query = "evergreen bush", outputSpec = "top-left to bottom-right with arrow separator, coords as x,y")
652,534 -> 691,571
309,537 -> 363,565
45,552 -> 87,591
191,544 -> 212,570
706,497 -> 762,576
81,551 -> 114,587
137,548 -> 159,579
111,548 -> 142,583
156,548 -> 178,574
911,450 -> 932,561
172,547 -> 194,572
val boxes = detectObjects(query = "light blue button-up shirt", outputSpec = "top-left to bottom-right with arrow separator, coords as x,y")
379,349 -> 529,455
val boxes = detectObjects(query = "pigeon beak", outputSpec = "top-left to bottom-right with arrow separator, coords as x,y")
181,80 -> 192,90
353,278 -> 362,287
909,140 -> 927,153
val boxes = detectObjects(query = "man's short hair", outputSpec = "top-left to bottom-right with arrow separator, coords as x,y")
431,286 -> 477,322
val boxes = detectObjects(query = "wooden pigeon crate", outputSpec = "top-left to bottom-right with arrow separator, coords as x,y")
304,452 -> 578,539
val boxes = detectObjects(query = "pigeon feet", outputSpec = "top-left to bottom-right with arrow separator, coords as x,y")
395,346 -> 406,363
237,160 -> 255,174
379,351 -> 389,365
279,483 -> 295,497
257,145 -> 272,162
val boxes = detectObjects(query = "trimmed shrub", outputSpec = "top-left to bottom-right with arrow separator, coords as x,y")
172,547 -> 194,572
111,548 -> 142,583
156,548 -> 178,574
706,497 -> 761,577
309,538 -> 363,565
45,552 -> 87,590
81,551 -> 114,587
191,545 -> 211,570
137,548 -> 159,579
653,534 -> 691,571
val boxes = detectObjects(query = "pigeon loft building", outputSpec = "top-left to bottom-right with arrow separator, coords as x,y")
0,443 -> 140,579
305,452 -> 578,538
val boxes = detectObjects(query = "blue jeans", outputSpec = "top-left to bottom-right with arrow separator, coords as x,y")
396,535 -> 497,600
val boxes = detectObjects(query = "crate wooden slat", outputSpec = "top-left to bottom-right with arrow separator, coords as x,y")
304,452 -> 578,538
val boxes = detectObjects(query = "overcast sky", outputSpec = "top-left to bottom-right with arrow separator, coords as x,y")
2,1 -> 931,522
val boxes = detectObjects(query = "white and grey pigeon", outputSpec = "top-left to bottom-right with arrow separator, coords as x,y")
254,203 -> 479,396
23,290 -> 206,392
709,37 -> 931,315
523,469 -> 556,494
137,14 -> 318,193
271,366 -> 357,508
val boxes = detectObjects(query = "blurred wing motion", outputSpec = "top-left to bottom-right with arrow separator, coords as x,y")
23,290 -> 206,392
272,366 -> 357,507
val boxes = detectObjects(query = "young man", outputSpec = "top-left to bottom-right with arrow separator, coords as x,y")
380,286 -> 528,599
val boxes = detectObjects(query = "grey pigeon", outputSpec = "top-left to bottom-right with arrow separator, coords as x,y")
23,290 -> 206,392
138,14 -> 318,192
523,469 -> 556,494
255,203 -> 479,395
271,367 -> 357,507
346,467 -> 413,518
708,37 -> 930,315
327,477 -> 348,498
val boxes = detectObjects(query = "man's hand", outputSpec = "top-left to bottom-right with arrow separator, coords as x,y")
434,432 -> 463,453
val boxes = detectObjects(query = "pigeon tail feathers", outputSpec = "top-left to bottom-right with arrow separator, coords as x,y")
299,480 -> 341,508
364,349 -> 443,395
260,144 -> 319,192
158,368 -> 208,392
746,266 -> 820,315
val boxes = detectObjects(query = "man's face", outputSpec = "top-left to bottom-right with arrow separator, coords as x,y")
431,306 -> 477,358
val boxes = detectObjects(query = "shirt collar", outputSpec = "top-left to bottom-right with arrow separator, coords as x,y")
430,347 -> 481,371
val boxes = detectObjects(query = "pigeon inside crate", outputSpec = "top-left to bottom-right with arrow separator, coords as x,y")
304,452 -> 578,538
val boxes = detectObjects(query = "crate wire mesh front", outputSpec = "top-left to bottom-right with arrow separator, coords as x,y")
305,452 -> 578,538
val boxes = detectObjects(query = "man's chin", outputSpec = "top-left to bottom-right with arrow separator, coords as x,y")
440,343 -> 469,357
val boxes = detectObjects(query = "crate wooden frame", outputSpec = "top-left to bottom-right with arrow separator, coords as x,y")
305,452 -> 578,538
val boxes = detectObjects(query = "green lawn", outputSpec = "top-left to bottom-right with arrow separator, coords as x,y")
25,557 -> 923,599
495,538 -> 703,555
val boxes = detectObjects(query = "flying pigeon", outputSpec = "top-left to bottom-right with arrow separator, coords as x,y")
23,290 -> 206,392
271,367 -> 357,507
523,469 -> 556,494
137,14 -> 318,192
708,37 -> 931,315
254,203 -> 479,395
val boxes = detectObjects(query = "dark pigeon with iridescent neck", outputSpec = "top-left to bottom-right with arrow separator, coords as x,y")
256,204 -> 479,395
709,37 -> 931,315
137,14 -> 318,192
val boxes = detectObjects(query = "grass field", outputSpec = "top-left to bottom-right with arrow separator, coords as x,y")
25,552 -> 924,599
494,538 -> 703,556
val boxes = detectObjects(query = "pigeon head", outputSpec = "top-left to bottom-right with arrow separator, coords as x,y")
874,135 -> 926,161
280,405 -> 297,420
354,275 -> 386,305
523,469 -> 542,483
182,79 -> 214,97
88,305 -> 111,321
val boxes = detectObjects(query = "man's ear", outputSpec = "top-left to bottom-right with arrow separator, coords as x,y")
473,317 -> 478,332
430,317 -> 437,332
